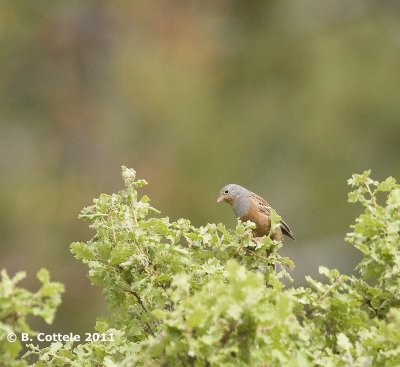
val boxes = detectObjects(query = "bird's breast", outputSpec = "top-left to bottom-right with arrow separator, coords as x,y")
240,201 -> 270,236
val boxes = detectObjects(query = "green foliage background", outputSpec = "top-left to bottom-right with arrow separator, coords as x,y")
1,0 -> 400,340
1,167 -> 397,366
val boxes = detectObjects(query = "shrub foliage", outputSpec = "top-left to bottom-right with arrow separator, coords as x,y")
0,269 -> 63,367
2,167 -> 400,366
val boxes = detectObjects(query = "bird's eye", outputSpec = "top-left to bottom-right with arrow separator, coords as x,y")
224,189 -> 229,194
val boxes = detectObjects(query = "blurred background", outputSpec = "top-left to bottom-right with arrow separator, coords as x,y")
1,1 -> 400,335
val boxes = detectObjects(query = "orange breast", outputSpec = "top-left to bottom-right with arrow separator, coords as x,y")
240,201 -> 270,237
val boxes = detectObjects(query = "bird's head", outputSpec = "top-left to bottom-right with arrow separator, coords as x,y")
217,184 -> 244,204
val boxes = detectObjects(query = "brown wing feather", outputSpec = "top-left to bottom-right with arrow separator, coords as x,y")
249,192 -> 272,215
250,191 -> 295,240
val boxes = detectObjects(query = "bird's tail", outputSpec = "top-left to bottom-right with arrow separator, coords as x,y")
280,220 -> 295,240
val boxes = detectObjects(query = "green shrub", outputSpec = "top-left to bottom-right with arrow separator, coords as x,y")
0,269 -> 64,367
13,168 -> 400,366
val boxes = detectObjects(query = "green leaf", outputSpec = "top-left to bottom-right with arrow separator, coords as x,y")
377,177 -> 397,192
336,333 -> 351,351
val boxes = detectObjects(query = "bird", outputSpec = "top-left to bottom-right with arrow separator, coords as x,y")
217,184 -> 295,241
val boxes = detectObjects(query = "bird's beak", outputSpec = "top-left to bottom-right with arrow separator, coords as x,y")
216,194 -> 224,203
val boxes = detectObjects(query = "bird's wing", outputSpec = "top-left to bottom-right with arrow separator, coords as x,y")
250,191 -> 296,240
249,192 -> 272,215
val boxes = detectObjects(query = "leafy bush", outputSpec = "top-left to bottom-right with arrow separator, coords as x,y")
7,167 -> 400,366
0,269 -> 64,367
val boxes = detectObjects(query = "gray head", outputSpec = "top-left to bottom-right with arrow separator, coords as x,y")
216,184 -> 250,217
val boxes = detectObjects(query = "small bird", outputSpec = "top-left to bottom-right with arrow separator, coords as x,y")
217,184 -> 295,241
